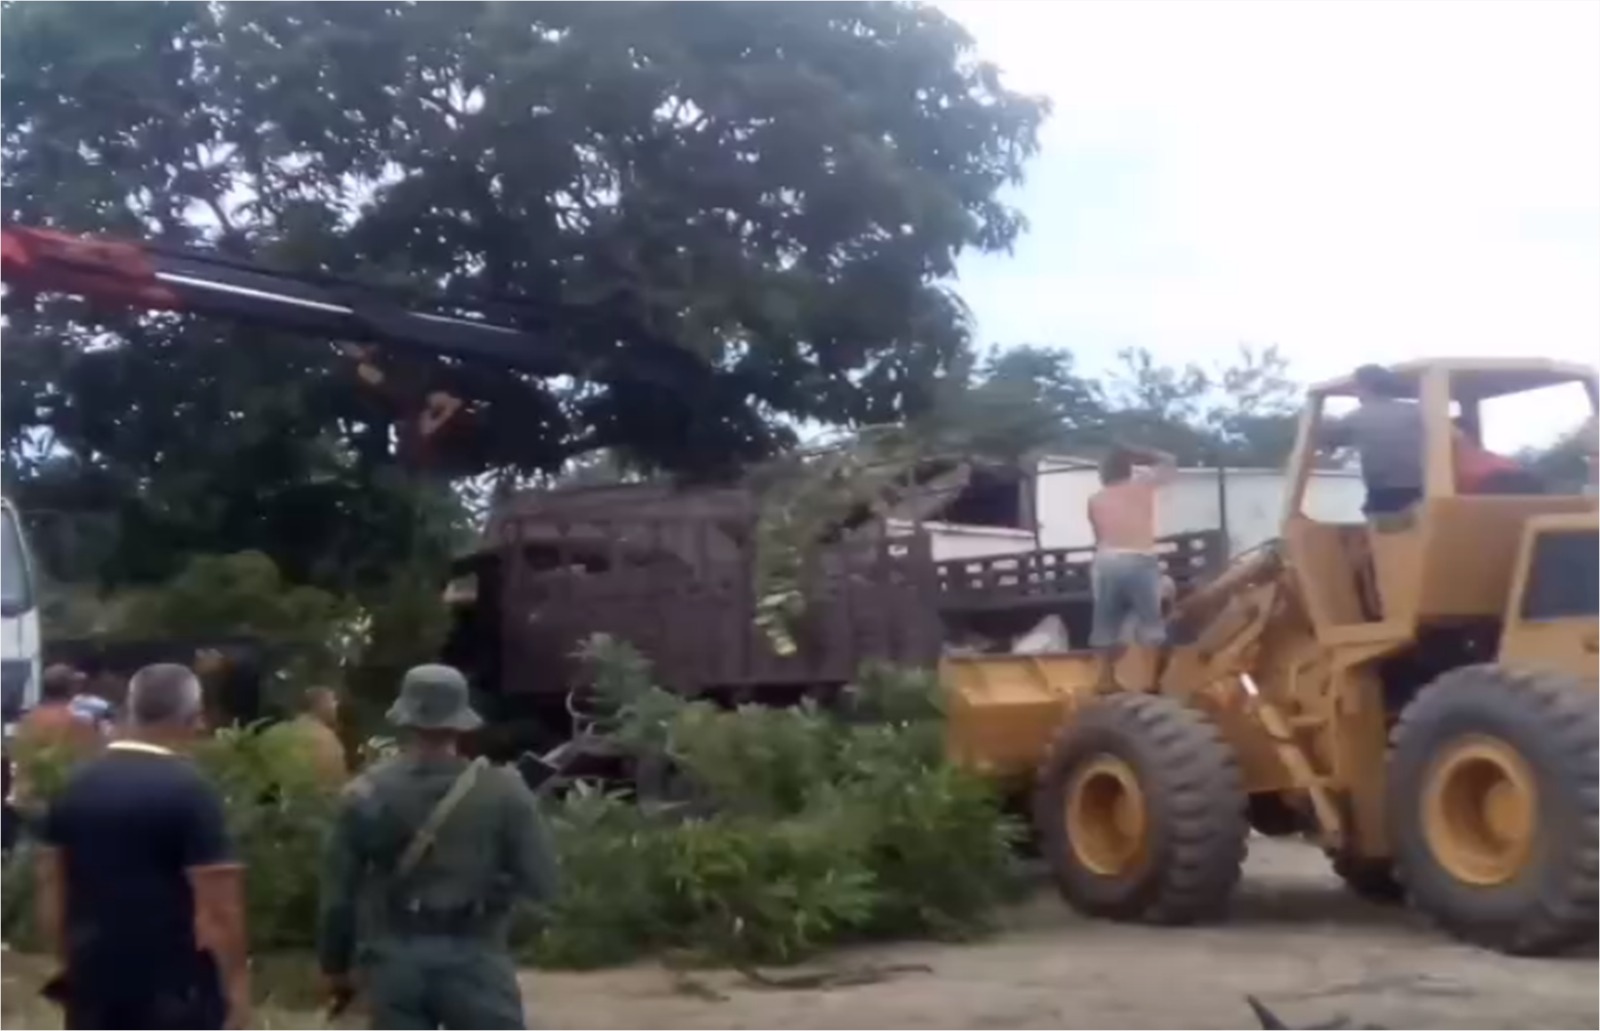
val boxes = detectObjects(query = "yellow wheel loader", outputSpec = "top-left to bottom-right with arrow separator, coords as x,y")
945,358 -> 1598,955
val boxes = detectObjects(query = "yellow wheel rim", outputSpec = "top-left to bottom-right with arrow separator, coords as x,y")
1065,756 -> 1149,877
1421,735 -> 1539,887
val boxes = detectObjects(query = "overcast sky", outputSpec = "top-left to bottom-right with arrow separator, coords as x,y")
938,0 -> 1599,448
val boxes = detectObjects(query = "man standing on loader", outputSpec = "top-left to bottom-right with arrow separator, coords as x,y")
1319,363 -> 1425,514
1087,442 -> 1177,690
317,664 -> 559,1029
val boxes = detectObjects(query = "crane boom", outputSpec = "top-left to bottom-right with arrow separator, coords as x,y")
0,224 -> 713,391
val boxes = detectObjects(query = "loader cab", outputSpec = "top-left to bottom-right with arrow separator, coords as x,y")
1280,359 -> 1598,649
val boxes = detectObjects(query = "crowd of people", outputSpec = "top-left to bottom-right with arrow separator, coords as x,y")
7,661 -> 559,1030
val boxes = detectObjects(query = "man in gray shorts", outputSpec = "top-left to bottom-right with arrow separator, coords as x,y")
1087,444 -> 1177,690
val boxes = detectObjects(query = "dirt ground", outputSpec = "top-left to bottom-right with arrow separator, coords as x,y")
3,837 -> 1593,1030
526,837 -> 1600,1031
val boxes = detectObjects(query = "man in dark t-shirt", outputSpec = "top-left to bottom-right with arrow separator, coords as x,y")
38,663 -> 249,1030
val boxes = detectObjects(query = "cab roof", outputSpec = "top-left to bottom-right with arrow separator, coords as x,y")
1310,357 -> 1598,401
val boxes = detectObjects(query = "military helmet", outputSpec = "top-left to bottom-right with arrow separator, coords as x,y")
386,664 -> 482,732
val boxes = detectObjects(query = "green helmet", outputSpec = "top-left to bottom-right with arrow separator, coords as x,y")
386,664 -> 482,732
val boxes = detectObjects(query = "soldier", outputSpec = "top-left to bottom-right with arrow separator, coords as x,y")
317,664 -> 559,1030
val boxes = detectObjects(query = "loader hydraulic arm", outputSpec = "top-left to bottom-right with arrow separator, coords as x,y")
0,224 -> 713,392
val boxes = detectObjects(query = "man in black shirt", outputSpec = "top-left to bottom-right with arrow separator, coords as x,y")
37,663 -> 249,1030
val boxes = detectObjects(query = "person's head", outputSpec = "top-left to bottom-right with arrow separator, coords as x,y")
1450,416 -> 1481,447
1100,447 -> 1134,486
40,663 -> 83,704
1353,364 -> 1404,403
305,685 -> 340,727
126,662 -> 205,738
386,664 -> 480,752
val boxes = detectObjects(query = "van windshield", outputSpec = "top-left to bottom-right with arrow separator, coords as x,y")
1,505 -> 32,615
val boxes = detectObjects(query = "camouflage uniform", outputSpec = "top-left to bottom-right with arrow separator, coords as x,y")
317,665 -> 559,1030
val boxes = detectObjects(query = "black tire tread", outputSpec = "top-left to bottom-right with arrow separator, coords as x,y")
1389,664 -> 1598,955
1034,692 -> 1249,925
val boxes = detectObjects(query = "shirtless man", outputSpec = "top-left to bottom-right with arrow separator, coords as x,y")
1087,443 -> 1177,690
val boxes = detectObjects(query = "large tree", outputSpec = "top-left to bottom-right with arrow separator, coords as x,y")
913,341 -> 1304,467
2,0 -> 1047,588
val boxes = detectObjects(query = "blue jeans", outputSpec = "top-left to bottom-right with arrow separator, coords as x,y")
1090,552 -> 1166,648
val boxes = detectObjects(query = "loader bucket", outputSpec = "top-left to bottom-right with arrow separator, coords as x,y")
942,652 -> 1105,785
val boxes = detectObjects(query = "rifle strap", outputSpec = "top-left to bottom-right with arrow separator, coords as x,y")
395,757 -> 487,880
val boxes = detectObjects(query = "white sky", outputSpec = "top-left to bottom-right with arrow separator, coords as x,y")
939,0 -> 1600,448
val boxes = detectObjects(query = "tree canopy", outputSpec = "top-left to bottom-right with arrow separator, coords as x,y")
2,0 -> 1047,589
914,342 -> 1304,467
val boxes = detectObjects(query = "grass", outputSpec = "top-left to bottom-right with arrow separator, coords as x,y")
0,948 -> 359,1030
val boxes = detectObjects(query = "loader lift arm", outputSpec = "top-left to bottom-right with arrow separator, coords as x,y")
0,224 -> 716,393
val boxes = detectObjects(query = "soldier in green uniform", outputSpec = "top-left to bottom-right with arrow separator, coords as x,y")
316,664 -> 559,1030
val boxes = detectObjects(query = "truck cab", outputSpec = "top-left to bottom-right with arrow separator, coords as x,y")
1,496 -> 39,851
1,496 -> 40,734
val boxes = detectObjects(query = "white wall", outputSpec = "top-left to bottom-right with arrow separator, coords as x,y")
1032,460 -> 1366,557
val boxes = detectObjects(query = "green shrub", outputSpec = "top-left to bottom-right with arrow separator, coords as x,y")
2,841 -> 43,951
518,784 -> 672,969
193,725 -> 340,949
3,641 -> 1022,971
115,551 -> 361,707
671,700 -> 841,818
655,810 -> 878,964
515,641 -> 1022,967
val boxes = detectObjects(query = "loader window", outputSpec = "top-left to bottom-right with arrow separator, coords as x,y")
1477,381 -> 1593,456
1519,529 -> 1599,620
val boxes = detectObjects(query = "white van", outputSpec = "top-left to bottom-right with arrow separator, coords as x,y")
1,496 -> 40,735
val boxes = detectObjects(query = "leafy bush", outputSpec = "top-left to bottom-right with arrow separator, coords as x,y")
116,551 -> 362,697
193,726 -> 341,949
518,637 -> 1022,966
515,784 -> 673,968
44,551 -> 451,732
3,640 -> 1022,970
2,840 -> 44,951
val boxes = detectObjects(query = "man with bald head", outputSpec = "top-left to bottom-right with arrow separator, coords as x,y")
36,663 -> 249,1029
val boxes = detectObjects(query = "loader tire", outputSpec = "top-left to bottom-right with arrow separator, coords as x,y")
1389,665 -> 1598,955
1329,854 -> 1405,904
1034,693 -> 1248,924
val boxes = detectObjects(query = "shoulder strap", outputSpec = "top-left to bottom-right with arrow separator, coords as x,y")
394,757 -> 488,880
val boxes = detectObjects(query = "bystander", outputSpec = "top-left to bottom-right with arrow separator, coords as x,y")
262,685 -> 349,788
36,663 -> 250,1029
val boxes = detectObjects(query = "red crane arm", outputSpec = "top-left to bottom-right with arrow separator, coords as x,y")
0,223 -> 711,391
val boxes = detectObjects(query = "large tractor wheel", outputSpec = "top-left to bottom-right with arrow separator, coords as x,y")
1034,693 -> 1248,924
1388,665 -> 1598,955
